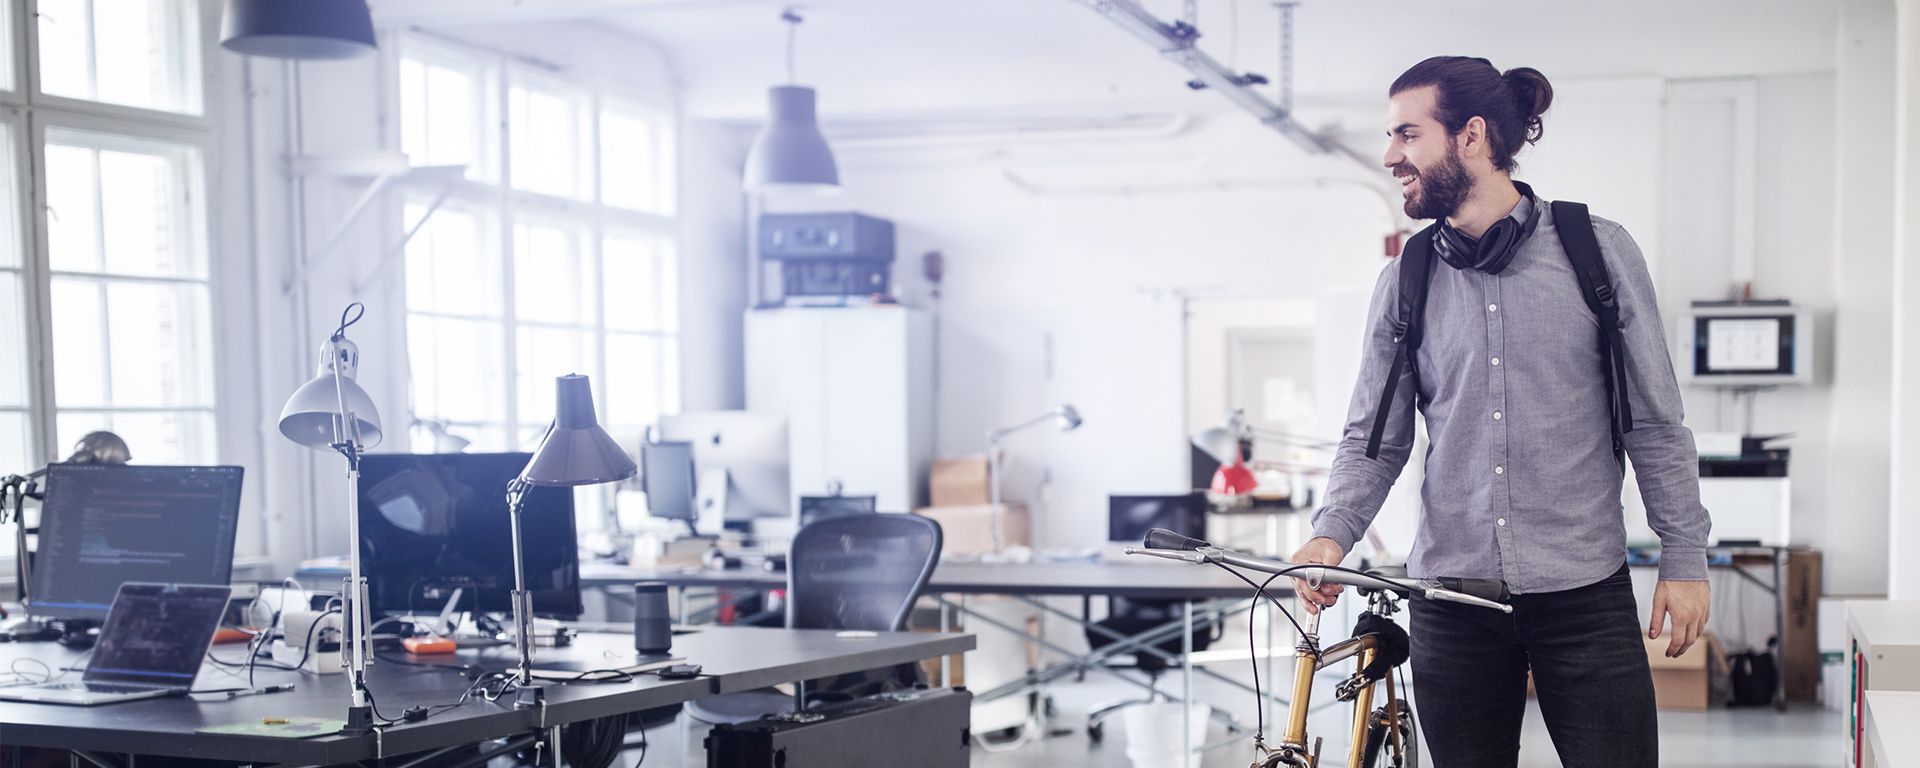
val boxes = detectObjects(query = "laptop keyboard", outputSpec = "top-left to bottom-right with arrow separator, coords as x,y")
43,682 -> 163,694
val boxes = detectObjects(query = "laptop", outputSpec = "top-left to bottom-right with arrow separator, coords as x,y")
0,583 -> 231,705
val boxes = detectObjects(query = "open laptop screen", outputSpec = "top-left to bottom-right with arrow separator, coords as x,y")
84,583 -> 231,686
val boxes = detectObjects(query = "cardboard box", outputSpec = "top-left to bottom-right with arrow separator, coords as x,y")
1647,634 -> 1710,710
1784,548 -> 1823,702
914,504 -> 1028,555
929,456 -> 992,507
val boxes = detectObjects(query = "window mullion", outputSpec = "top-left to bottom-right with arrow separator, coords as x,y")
80,0 -> 97,103
20,111 -> 55,465
497,57 -> 519,445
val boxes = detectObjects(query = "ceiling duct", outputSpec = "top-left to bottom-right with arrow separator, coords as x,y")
1077,0 -> 1375,173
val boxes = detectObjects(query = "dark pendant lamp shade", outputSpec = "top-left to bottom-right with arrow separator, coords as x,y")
743,85 -> 840,193
221,0 -> 378,60
520,375 -> 637,487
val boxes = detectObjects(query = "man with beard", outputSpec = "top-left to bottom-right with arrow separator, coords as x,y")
1286,57 -> 1711,767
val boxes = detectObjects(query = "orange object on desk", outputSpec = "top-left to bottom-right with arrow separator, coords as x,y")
403,636 -> 457,654
213,627 -> 254,645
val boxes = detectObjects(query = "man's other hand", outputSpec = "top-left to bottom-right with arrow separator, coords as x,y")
1649,579 -> 1710,657
1289,537 -> 1347,614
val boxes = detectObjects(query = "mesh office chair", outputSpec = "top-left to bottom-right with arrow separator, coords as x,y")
1085,494 -> 1237,742
685,513 -> 942,725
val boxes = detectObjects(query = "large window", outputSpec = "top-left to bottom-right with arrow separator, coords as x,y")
0,1 -> 220,559
44,130 -> 215,463
398,36 -> 680,536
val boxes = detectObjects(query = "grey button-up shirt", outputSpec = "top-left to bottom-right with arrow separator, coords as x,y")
1310,193 -> 1711,593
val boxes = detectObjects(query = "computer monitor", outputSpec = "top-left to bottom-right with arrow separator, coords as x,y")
1108,493 -> 1207,544
641,440 -> 697,529
1679,302 -> 1816,387
358,453 -> 582,619
657,412 -> 790,525
29,464 -> 245,621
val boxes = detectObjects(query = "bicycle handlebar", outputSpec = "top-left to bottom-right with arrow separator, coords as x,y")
1128,528 -> 1514,614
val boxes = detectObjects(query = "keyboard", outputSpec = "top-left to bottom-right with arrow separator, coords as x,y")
42,682 -> 165,694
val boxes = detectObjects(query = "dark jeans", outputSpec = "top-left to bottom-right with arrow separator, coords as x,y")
1408,563 -> 1657,767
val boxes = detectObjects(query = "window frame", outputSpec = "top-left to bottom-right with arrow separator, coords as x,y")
17,0 -> 210,128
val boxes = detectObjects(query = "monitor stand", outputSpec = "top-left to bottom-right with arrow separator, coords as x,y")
1,616 -> 59,642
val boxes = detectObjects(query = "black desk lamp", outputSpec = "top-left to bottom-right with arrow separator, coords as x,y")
506,374 -> 635,706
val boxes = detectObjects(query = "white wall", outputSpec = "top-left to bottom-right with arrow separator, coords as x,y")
762,115 -> 1398,548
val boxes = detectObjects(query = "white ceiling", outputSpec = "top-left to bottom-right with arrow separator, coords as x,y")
394,0 -> 1841,123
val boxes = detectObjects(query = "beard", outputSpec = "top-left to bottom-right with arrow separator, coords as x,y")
1397,142 -> 1472,221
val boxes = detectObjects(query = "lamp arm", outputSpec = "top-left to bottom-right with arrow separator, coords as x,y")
985,412 -> 1057,443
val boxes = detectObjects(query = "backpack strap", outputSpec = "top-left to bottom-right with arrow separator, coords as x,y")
1365,223 -> 1441,460
1550,201 -> 1634,462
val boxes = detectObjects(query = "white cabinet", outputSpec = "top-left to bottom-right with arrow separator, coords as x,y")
746,307 -> 935,515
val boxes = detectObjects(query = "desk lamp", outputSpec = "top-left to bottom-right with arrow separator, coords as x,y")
506,374 -> 636,706
278,303 -> 382,733
985,405 -> 1082,550
1193,409 -> 1340,504
1192,420 -> 1258,499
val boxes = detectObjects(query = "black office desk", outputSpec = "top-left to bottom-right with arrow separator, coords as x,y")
594,559 -> 1273,761
588,559 -> 1256,600
0,626 -> 972,764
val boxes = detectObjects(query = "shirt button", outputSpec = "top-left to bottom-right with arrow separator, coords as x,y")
1488,303 -> 1499,312
1493,410 -> 1503,421
1494,465 -> 1505,475
1491,356 -> 1502,366
1497,518 -> 1507,526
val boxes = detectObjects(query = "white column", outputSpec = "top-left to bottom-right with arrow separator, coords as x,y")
1890,0 -> 1920,599
1831,0 -> 1898,596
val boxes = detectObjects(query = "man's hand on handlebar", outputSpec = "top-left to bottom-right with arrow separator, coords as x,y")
1289,536 -> 1346,614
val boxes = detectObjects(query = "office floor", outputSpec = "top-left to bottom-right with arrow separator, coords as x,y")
640,674 -> 1844,767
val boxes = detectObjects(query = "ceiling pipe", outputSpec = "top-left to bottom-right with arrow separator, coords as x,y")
1076,0 -> 1379,175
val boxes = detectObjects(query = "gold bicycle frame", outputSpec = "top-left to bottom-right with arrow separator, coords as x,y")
1265,609 -> 1403,768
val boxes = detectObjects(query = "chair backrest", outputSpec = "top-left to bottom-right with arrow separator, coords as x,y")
787,514 -> 942,632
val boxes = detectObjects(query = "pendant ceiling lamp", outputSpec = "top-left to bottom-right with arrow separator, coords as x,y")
221,0 -> 378,60
743,8 -> 839,194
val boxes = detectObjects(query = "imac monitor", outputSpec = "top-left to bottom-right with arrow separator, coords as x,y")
1108,493 -> 1207,544
641,440 -> 698,528
29,465 -> 245,620
1680,303 -> 1815,387
657,412 -> 790,523
358,453 -> 583,618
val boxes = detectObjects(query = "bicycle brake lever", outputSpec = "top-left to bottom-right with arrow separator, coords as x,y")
1423,588 -> 1514,614
1123,546 -> 1208,563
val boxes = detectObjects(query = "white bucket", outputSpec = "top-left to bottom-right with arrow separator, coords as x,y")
1122,701 -> 1208,768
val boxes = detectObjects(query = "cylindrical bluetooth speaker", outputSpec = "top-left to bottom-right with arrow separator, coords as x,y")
634,581 -> 673,655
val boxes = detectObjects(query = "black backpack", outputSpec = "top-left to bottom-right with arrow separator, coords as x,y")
1362,201 -> 1634,463
1728,637 -> 1779,707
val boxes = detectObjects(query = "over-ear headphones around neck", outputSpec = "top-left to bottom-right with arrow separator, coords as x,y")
1432,183 -> 1541,275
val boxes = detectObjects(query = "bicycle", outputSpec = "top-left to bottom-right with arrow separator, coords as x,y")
1129,528 -> 1513,768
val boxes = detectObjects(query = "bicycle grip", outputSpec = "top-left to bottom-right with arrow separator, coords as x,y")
1142,528 -> 1211,552
1436,577 -> 1511,603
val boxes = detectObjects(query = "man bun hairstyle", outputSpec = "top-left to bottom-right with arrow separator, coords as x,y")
1390,56 -> 1554,172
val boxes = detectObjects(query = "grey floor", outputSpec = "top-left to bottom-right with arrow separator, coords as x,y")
638,672 -> 1845,767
